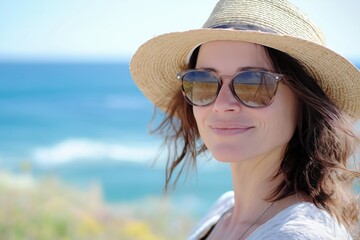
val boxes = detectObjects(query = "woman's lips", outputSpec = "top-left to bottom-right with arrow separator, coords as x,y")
209,123 -> 254,135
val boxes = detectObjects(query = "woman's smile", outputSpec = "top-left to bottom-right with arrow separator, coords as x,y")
209,123 -> 255,136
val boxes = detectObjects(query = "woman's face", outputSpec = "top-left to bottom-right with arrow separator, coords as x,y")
193,40 -> 298,163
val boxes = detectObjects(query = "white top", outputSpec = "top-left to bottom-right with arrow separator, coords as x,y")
188,191 -> 353,240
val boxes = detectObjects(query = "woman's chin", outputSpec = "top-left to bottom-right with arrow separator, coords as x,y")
211,150 -> 248,163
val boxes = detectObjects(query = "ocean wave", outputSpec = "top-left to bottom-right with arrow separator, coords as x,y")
32,138 -> 160,166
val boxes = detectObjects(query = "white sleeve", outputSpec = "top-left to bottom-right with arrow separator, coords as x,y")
248,203 -> 353,240
249,220 -> 350,240
188,191 -> 234,240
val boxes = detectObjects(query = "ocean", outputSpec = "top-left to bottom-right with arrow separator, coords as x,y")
0,60 -> 359,218
0,61 -> 232,218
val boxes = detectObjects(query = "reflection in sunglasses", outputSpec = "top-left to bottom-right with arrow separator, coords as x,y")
180,70 -> 284,107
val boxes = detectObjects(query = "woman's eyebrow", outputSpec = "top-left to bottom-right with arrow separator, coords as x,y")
195,67 -> 217,72
237,66 -> 270,71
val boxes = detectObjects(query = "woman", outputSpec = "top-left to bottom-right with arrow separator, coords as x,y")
130,0 -> 360,239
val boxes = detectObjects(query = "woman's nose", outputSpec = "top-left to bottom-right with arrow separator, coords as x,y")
212,78 -> 242,113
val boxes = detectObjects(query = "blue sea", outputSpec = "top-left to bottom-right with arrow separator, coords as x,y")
0,60 -> 359,217
0,61 -> 233,217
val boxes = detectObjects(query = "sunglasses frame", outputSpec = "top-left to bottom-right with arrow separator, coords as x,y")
177,69 -> 286,108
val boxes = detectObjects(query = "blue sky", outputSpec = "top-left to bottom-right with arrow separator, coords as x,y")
0,0 -> 359,61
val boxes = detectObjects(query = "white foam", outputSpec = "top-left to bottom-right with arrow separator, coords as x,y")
32,138 -> 160,166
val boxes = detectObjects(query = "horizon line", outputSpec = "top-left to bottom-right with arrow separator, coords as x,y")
0,55 -> 359,66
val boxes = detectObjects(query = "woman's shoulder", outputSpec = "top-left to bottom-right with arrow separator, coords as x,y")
188,192 -> 353,240
249,202 -> 353,240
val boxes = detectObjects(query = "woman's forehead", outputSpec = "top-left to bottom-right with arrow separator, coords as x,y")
196,40 -> 273,72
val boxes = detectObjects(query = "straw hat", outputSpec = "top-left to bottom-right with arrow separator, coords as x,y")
130,0 -> 360,119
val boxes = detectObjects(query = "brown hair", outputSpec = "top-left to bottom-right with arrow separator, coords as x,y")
151,45 -> 360,230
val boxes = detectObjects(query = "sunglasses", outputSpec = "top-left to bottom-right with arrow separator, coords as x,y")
177,69 -> 286,108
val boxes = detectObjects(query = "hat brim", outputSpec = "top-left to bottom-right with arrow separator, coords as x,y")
130,28 -> 360,118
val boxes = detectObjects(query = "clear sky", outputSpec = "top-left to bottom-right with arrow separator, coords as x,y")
0,0 -> 359,61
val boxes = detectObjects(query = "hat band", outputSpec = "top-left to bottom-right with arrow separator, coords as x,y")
208,23 -> 276,34
185,22 -> 276,64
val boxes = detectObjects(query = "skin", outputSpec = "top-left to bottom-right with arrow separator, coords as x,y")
193,40 -> 303,239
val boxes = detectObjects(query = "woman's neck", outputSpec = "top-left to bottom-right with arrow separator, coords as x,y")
208,148 -> 310,239
229,147 -> 284,226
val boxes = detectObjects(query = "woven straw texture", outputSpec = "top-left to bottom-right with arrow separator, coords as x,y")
130,0 -> 360,118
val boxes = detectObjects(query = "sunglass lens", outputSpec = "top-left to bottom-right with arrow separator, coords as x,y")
182,71 -> 219,106
233,71 -> 278,107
